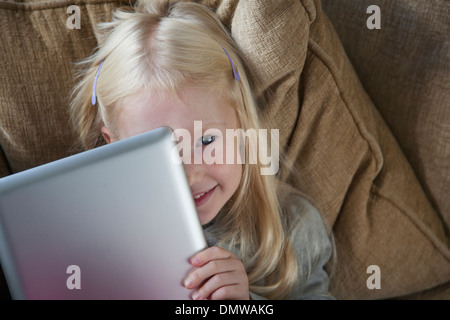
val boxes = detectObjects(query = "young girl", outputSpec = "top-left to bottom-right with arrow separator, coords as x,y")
70,0 -> 334,300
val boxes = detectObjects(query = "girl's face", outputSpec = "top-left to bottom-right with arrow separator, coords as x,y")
101,87 -> 242,225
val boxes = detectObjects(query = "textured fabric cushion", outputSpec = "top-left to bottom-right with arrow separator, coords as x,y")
0,0 -> 449,300
322,0 -> 450,231
0,0 -> 130,176
212,0 -> 450,299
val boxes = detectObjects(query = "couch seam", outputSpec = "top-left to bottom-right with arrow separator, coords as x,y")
306,37 -> 450,262
306,38 -> 384,181
372,185 -> 450,262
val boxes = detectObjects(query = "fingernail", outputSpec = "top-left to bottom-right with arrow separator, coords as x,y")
184,279 -> 192,288
190,256 -> 200,266
192,291 -> 200,300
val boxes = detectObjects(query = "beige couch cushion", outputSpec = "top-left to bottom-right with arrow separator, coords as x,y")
214,0 -> 450,298
322,0 -> 450,230
0,0 -> 449,299
0,0 -> 129,176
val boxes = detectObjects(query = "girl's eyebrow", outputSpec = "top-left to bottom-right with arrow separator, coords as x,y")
201,122 -> 227,129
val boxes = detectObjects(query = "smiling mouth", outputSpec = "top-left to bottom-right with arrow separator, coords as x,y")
194,192 -> 206,199
192,185 -> 217,207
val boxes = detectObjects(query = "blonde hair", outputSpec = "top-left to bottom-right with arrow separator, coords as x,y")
70,0 -> 298,299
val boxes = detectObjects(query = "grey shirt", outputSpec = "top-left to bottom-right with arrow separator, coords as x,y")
203,193 -> 335,300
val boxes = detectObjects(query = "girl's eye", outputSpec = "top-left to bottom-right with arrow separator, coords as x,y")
201,135 -> 216,146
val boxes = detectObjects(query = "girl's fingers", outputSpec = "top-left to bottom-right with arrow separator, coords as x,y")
184,257 -> 238,289
191,271 -> 243,300
189,246 -> 233,267
184,246 -> 249,300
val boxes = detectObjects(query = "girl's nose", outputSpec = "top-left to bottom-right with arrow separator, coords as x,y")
184,163 -> 204,187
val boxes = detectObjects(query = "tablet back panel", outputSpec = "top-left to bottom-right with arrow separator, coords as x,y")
0,127 -> 206,299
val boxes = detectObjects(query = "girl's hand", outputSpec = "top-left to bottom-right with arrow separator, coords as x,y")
184,246 -> 250,300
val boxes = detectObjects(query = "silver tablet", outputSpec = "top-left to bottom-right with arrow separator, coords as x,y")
0,127 -> 207,300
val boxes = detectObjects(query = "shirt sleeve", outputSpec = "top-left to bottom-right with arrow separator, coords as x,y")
286,195 -> 335,300
205,193 -> 335,300
249,195 -> 334,300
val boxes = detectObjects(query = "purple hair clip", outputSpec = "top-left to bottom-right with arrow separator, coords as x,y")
222,47 -> 240,82
91,60 -> 104,105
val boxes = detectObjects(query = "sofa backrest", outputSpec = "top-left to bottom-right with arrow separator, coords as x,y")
322,0 -> 450,229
